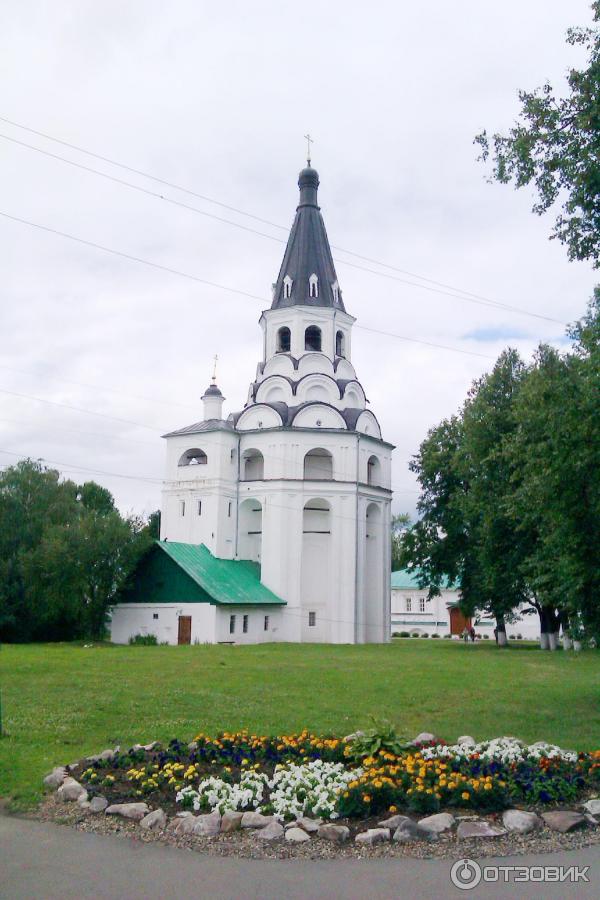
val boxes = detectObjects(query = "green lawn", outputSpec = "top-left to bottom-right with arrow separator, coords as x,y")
1,640 -> 599,808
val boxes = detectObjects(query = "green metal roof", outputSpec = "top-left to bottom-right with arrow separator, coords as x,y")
157,542 -> 286,606
391,568 -> 460,591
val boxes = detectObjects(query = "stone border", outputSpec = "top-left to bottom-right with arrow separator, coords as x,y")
39,751 -> 600,861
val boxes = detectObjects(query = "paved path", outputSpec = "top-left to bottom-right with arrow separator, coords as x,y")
1,814 -> 599,899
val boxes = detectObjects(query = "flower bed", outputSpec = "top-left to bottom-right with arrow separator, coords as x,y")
75,730 -> 600,823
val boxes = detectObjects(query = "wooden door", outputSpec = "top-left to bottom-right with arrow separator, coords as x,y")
450,607 -> 471,635
177,615 -> 192,645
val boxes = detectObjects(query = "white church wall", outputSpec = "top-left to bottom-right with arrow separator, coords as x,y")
236,405 -> 283,431
110,603 -> 217,645
215,606 -> 284,644
291,405 -> 347,429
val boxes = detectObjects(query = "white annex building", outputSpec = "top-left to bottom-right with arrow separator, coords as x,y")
111,163 -> 393,646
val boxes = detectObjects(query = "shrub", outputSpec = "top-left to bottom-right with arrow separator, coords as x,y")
431,633 -> 440,639
509,635 -> 516,640
128,633 -> 158,646
444,634 -> 452,639
517,634 -> 523,640
420,633 -> 429,638
411,632 -> 420,638
483,634 -> 490,640
399,631 -> 411,638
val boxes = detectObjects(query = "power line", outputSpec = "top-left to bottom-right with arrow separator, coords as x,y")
0,448 -> 162,484
0,129 -> 565,326
0,210 -> 495,361
0,416 -> 158,448
0,386 -> 162,431
0,363 -> 198,412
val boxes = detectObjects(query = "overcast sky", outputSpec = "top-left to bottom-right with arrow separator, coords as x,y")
1,0 -> 597,519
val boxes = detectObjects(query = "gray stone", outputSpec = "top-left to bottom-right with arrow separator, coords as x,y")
457,735 -> 476,745
343,730 -> 365,742
583,799 -> 600,816
193,812 -> 221,836
221,811 -> 244,833
542,811 -> 586,833
140,809 -> 167,831
241,811 -> 276,829
255,821 -> 285,841
355,828 -> 390,845
143,742 -> 157,751
176,811 -> 193,818
502,810 -> 541,834
317,824 -> 350,843
87,748 -> 116,764
457,821 -> 507,839
413,732 -> 437,744
286,816 -> 322,834
285,826 -> 311,843
43,767 -> 67,790
105,802 -> 149,821
418,812 -> 456,834
89,796 -> 108,813
171,815 -> 198,835
76,791 -> 90,807
393,821 -> 439,843
57,779 -> 87,802
378,814 -> 411,830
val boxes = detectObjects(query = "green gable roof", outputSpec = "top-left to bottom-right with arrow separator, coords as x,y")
391,568 -> 460,591
157,542 -> 285,606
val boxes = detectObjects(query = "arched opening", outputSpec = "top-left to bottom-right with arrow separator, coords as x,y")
301,499 -> 331,642
276,326 -> 291,353
364,502 -> 384,642
178,448 -> 207,466
304,448 -> 333,480
367,455 -> 382,486
283,275 -> 293,299
335,330 -> 345,357
305,326 -> 322,352
309,273 -> 319,298
242,449 -> 264,480
238,498 -> 262,563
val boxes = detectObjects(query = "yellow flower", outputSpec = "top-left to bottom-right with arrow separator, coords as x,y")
389,805 -> 397,813
461,791 -> 470,801
484,783 -> 492,790
362,794 -> 371,803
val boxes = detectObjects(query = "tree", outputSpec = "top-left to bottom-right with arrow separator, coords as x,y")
391,513 -> 411,571
475,3 -> 600,266
506,294 -> 600,644
403,351 -> 530,646
0,460 -> 154,642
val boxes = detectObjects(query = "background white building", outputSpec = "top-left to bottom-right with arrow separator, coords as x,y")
111,163 -> 393,645
391,568 -> 540,640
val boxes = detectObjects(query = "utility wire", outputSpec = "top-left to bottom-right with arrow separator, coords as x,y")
0,210 -> 495,361
0,129 -> 565,327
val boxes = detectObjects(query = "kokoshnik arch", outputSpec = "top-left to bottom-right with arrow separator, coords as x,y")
111,164 -> 394,645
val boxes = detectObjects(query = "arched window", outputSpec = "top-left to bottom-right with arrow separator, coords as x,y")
283,275 -> 293,299
242,449 -> 264,480
332,281 -> 340,304
309,273 -> 319,298
367,455 -> 381,486
305,326 -> 322,352
276,326 -> 291,353
335,330 -> 345,357
178,448 -> 207,466
304,448 -> 333,480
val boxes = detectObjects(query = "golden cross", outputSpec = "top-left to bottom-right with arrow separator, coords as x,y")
211,354 -> 218,384
304,133 -> 314,166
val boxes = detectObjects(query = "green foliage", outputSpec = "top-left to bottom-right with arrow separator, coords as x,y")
475,3 -> 600,266
403,294 -> 600,642
346,718 -> 409,760
128,634 -> 159,646
391,513 -> 411,571
0,460 -> 155,642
